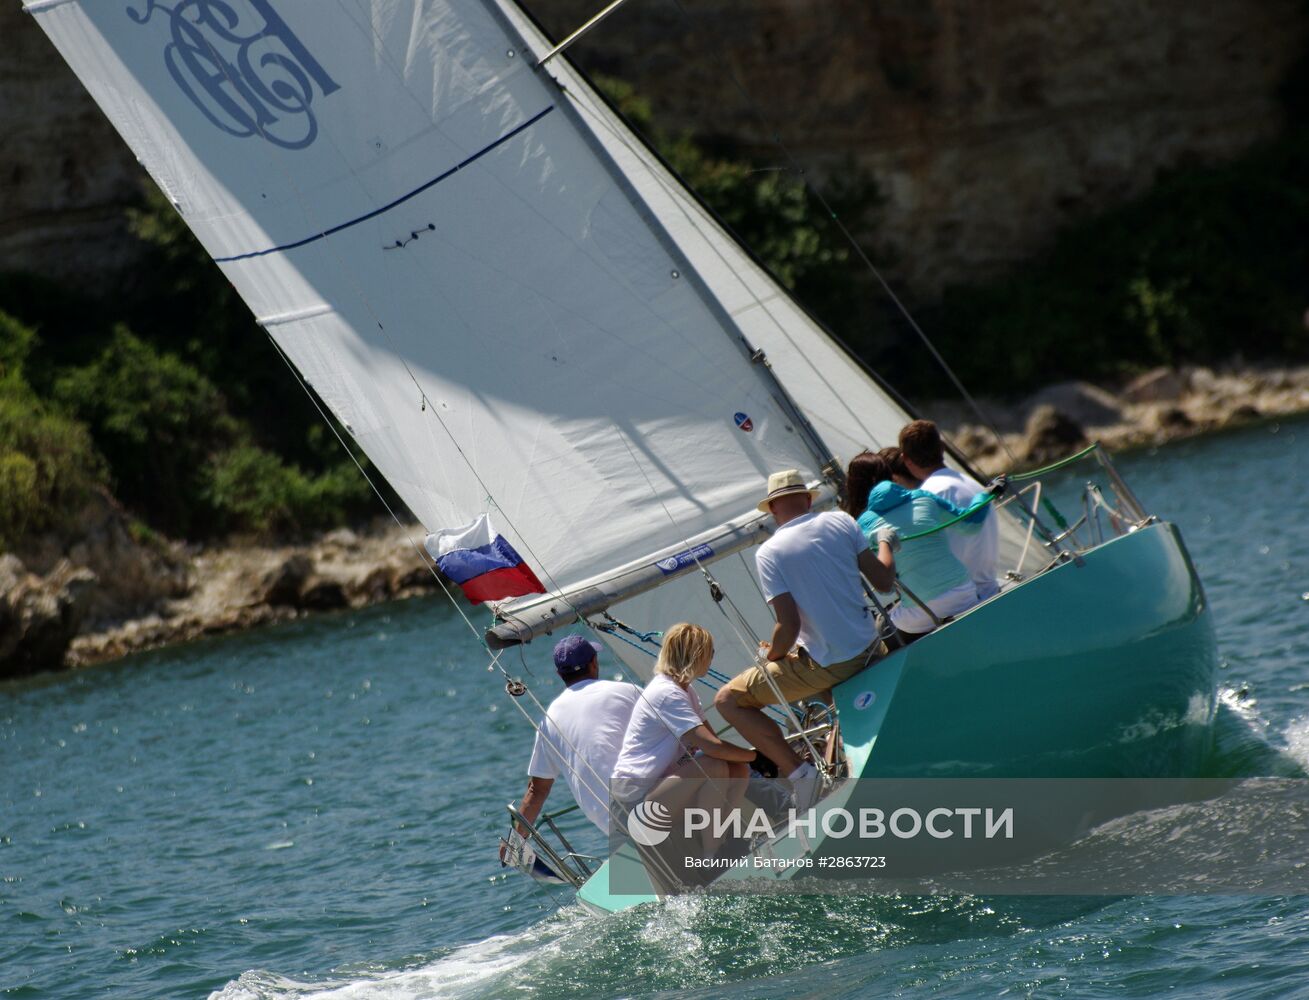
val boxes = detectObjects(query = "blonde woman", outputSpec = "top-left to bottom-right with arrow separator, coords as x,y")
611,623 -> 755,862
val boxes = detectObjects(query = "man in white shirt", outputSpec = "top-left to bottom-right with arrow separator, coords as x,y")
714,470 -> 897,807
900,419 -> 1000,600
501,634 -> 640,858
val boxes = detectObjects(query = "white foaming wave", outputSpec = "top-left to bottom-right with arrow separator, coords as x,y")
1279,715 -> 1309,772
1217,685 -> 1266,732
208,907 -> 596,1000
1211,685 -> 1270,754
209,970 -> 321,1000
1202,687 -> 1309,778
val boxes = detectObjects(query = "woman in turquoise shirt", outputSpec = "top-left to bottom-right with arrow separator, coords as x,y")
843,451 -> 989,643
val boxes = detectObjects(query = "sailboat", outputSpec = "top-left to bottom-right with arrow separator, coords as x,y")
28,0 -> 1217,913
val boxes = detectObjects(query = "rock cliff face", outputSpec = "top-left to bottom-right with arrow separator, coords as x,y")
1,0 -> 1304,293
0,3 -> 143,291
529,0 -> 1306,291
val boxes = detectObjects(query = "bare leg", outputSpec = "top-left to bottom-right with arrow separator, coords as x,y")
635,762 -> 709,894
714,687 -> 802,776
648,757 -> 751,862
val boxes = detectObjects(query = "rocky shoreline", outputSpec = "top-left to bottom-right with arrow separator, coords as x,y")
2,362 -> 1306,681
933,363 -> 1309,475
63,523 -> 447,668
1,514 -> 446,680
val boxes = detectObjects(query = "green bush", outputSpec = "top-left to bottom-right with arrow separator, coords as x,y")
0,310 -> 36,382
54,326 -> 238,536
0,316 -> 105,549
203,445 -> 370,538
0,451 -> 40,545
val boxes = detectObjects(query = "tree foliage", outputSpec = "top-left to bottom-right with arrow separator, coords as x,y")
203,445 -> 370,538
926,132 -> 1309,394
54,327 -> 238,536
0,312 -> 104,549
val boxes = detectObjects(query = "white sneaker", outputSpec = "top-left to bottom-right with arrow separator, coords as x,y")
787,762 -> 820,812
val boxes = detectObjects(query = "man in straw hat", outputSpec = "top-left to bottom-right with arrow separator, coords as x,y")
713,470 -> 899,809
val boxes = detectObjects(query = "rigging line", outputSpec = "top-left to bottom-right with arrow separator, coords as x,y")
537,0 -> 638,67
593,618 -> 790,725
898,492 -> 998,542
735,551 -> 768,605
192,21 -> 584,641
658,0 -> 1018,466
592,624 -> 659,658
557,82 -> 891,453
188,17 -> 681,808
262,330 -> 488,648
608,428 -> 763,660
501,674 -> 683,893
598,435 -> 820,752
182,25 -> 496,650
598,614 -> 663,647
511,670 -> 710,892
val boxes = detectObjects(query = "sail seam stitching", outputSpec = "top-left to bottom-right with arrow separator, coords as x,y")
214,105 -> 555,263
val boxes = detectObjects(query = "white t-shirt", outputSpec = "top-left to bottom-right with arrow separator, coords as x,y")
610,675 -> 705,798
755,510 -> 876,666
527,678 -> 641,832
920,468 -> 1000,600
890,579 -> 980,634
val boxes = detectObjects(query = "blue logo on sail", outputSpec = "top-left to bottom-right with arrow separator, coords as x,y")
127,0 -> 340,150
654,544 -> 714,576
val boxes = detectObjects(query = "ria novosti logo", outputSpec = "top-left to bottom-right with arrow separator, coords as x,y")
626,800 -> 674,846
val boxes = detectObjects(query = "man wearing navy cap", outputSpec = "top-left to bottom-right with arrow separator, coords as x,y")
501,634 -> 641,856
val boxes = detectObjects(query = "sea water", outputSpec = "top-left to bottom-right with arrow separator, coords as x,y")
3,416 -> 1308,999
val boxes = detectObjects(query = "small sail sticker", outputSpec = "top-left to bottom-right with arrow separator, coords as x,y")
734,412 -> 754,432
853,690 -> 877,710
654,544 -> 714,575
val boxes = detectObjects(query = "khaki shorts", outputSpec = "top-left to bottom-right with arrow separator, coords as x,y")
722,640 -> 887,710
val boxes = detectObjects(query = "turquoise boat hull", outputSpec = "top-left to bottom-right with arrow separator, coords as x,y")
578,521 -> 1218,913
835,520 -> 1217,779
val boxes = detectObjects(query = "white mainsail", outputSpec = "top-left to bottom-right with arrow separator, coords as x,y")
27,0 -> 1019,672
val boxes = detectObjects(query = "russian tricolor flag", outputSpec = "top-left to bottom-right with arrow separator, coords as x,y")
424,514 -> 546,605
